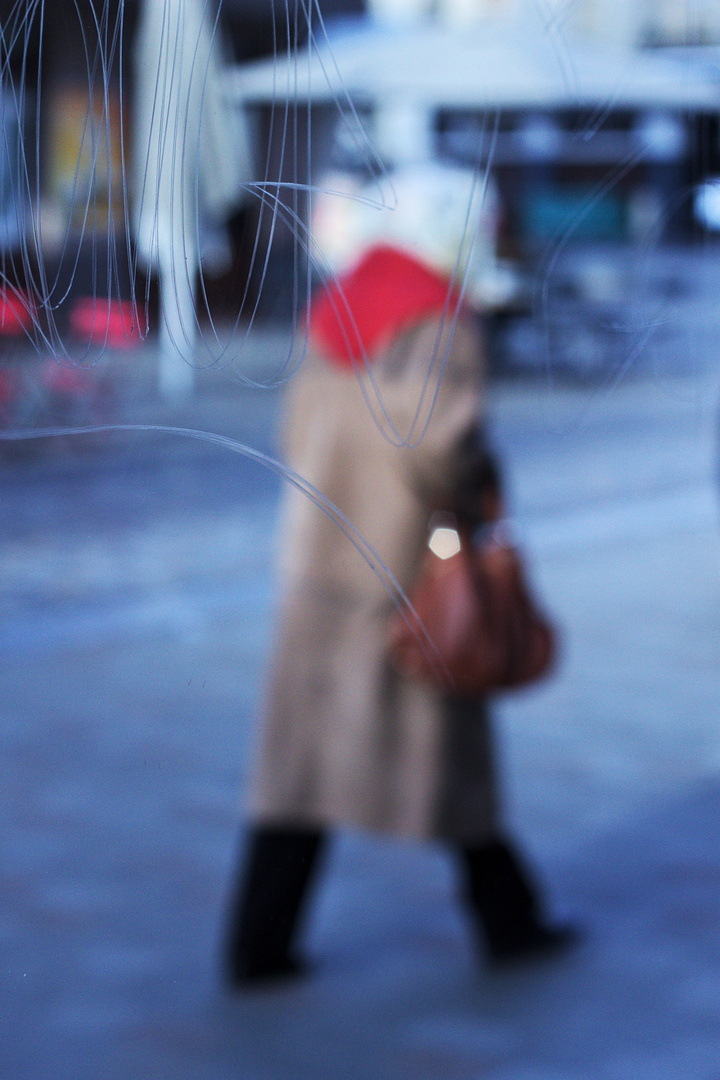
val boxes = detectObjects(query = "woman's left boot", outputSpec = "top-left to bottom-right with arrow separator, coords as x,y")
223,824 -> 326,987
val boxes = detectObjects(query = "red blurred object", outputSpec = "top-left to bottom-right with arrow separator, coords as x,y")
69,297 -> 141,349
0,367 -> 18,404
308,244 -> 465,366
0,289 -> 33,336
40,361 -> 96,395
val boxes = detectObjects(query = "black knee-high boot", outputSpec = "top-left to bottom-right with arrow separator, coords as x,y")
223,823 -> 326,986
458,839 -> 575,963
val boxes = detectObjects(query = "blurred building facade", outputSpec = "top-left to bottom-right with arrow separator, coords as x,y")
370,0 -> 720,47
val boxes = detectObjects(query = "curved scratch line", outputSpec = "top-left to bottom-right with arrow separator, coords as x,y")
0,420 -> 453,682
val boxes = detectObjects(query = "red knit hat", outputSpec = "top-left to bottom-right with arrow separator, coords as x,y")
308,244 -> 465,366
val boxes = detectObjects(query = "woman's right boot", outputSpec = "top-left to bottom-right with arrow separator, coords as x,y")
459,838 -> 577,964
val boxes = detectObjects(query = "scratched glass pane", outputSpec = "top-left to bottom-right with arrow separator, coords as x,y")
2,3 -> 720,1078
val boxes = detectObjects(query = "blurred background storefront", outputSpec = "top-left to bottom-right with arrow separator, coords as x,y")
0,0 -> 720,381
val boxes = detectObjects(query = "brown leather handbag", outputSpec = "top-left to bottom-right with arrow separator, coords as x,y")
388,523 -> 557,696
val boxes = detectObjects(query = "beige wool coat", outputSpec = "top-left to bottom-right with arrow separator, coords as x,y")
249,314 -> 499,843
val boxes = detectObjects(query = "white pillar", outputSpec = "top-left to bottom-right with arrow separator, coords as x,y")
373,101 -> 434,166
569,0 -> 650,48
134,0 -> 207,399
157,236 -> 197,400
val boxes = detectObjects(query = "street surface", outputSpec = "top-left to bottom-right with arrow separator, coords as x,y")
2,248 -> 720,1078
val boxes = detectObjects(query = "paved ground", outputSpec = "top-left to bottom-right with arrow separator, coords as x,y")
2,247 -> 720,1078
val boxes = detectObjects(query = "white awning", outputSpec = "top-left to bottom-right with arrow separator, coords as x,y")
225,22 -> 720,112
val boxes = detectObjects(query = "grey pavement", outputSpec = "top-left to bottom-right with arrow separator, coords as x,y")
3,248 -> 720,1078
